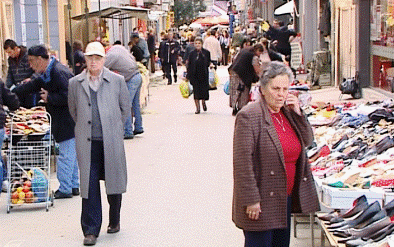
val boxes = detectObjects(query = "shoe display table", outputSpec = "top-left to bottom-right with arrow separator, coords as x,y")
293,213 -> 317,247
316,213 -> 347,247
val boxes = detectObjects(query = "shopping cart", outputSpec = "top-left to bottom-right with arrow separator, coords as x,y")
6,111 -> 54,213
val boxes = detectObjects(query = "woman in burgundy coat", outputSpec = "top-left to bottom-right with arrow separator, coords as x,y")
232,61 -> 320,247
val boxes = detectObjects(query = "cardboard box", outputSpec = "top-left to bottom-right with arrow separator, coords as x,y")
321,185 -> 384,209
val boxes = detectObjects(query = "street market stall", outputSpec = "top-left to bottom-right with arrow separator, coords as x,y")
307,99 -> 394,246
71,7 -> 151,108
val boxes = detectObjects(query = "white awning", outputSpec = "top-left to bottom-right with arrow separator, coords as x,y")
274,1 -> 294,15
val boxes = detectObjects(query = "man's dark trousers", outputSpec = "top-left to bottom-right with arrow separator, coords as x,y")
81,140 -> 122,237
163,61 -> 177,84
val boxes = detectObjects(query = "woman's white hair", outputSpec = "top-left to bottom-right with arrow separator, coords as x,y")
259,61 -> 293,88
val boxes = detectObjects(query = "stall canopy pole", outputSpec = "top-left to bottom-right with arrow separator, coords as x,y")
67,0 -> 75,74
85,0 -> 89,42
98,0 -> 102,40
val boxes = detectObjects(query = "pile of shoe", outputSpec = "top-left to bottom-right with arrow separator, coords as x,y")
319,195 -> 394,246
309,100 -> 394,190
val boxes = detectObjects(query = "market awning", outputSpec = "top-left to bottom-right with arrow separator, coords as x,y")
71,6 -> 149,21
274,1 -> 294,15
191,15 -> 229,26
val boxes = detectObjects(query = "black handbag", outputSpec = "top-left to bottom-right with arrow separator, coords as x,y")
339,78 -> 356,94
339,71 -> 362,99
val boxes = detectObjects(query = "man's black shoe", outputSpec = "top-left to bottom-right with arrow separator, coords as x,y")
133,130 -> 144,135
124,135 -> 134,140
54,190 -> 73,199
72,188 -> 80,196
83,235 -> 97,246
107,224 -> 120,234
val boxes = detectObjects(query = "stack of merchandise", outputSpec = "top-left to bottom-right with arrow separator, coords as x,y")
319,195 -> 394,246
309,99 -> 394,191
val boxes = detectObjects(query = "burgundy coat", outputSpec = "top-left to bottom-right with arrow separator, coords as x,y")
232,99 -> 320,231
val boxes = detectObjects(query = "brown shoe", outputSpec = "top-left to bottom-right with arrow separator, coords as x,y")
107,224 -> 120,234
83,235 -> 97,246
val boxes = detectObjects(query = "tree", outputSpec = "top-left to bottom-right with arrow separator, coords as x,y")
173,0 -> 206,27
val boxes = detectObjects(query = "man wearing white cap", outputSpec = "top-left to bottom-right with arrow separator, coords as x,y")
68,41 -> 131,246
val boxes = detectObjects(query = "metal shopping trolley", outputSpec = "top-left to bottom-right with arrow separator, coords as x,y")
6,110 -> 54,213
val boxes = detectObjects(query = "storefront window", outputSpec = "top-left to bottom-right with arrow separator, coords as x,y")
371,0 -> 394,91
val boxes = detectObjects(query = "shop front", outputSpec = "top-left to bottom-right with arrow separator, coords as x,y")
371,0 -> 394,92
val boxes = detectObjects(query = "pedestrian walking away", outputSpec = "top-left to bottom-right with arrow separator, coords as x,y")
147,28 -> 156,74
232,61 -> 320,247
4,39 -> 40,108
203,30 -> 222,70
219,30 -> 231,66
68,41 -> 131,246
186,37 -> 211,114
13,45 -> 79,199
159,31 -> 180,85
104,44 -> 144,139
228,44 -> 264,115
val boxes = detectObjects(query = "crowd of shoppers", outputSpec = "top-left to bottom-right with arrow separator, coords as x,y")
0,19 -> 317,247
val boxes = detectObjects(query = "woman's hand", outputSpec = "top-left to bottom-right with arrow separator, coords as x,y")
246,202 -> 261,220
286,92 -> 302,115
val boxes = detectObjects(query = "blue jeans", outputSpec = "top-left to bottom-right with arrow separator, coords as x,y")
125,73 -> 143,136
243,197 -> 292,247
57,138 -> 79,194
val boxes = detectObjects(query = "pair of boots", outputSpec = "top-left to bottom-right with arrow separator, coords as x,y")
195,101 -> 207,114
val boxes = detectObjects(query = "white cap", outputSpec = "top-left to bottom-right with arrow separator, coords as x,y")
84,42 -> 106,57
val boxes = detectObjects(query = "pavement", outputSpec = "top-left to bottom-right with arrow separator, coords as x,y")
0,66 -> 393,247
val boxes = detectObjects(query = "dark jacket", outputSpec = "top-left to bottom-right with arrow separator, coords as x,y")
233,99 -> 320,231
13,59 -> 75,142
0,80 -> 19,127
183,43 -> 195,65
276,26 -> 297,55
73,50 -> 85,75
147,34 -> 156,54
130,45 -> 144,62
6,46 -> 34,88
6,46 -> 39,108
229,48 -> 259,88
186,48 -> 211,81
159,39 -> 180,64
268,50 -> 284,62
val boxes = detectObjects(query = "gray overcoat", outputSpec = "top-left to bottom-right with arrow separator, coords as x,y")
232,99 -> 320,231
68,68 -> 131,199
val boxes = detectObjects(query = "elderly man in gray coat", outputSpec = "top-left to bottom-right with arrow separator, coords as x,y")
68,41 -> 131,246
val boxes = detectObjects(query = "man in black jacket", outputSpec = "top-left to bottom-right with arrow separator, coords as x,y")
159,31 -> 180,85
4,39 -> 39,108
13,45 -> 79,199
147,28 -> 156,73
0,80 -> 19,193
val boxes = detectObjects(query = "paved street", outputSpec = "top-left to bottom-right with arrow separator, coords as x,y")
0,67 -> 245,247
1,66 -> 393,247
